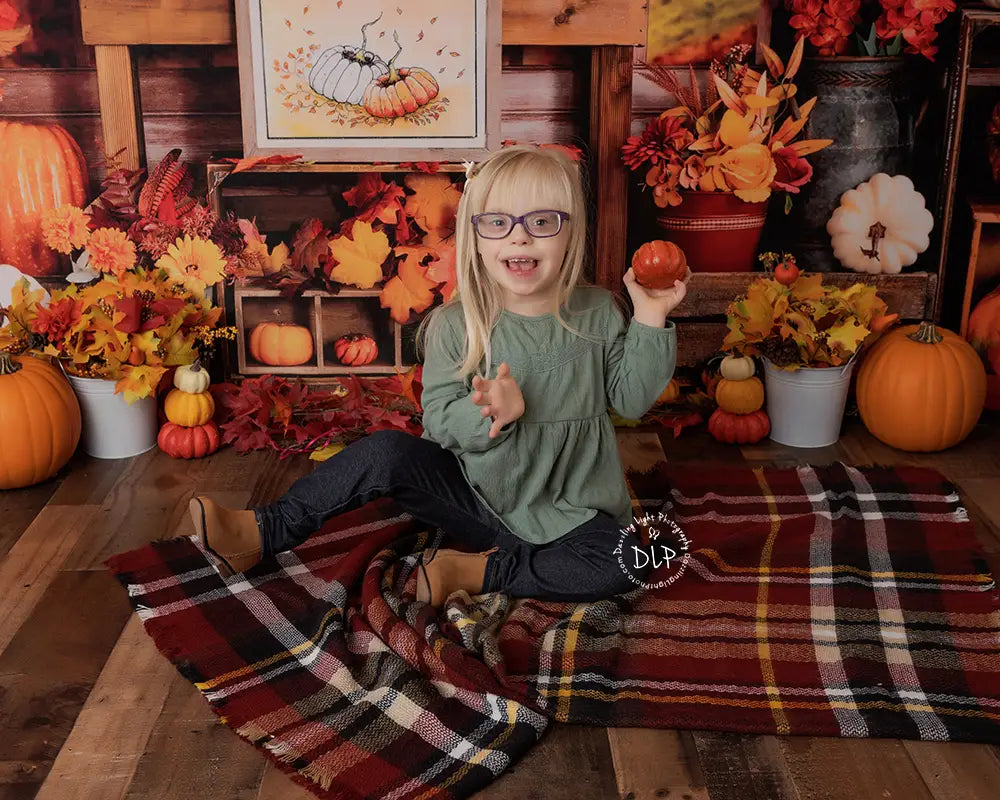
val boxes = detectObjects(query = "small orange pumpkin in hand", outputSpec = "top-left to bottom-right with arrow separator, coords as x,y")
334,333 -> 378,366
631,240 -> 688,289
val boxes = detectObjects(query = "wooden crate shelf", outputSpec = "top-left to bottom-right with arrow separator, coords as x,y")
232,286 -> 411,378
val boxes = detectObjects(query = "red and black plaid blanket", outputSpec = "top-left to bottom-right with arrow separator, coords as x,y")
107,461 -> 1000,800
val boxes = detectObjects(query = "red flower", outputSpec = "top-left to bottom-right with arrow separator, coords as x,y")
31,298 -> 82,345
621,114 -> 694,171
771,147 -> 814,193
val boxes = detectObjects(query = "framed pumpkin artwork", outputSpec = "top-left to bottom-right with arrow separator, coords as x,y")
234,0 -> 501,162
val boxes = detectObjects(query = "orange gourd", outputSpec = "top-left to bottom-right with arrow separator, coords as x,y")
334,333 -> 379,366
715,376 -> 764,414
856,322 -> 987,452
249,322 -> 314,366
157,421 -> 220,459
363,33 -> 439,118
164,388 -> 215,427
967,285 -> 1000,351
655,378 -> 680,405
708,408 -> 770,444
0,121 -> 88,276
0,352 -> 81,489
630,240 -> 688,290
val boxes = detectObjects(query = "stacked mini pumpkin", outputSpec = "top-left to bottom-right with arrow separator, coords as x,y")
707,355 -> 771,444
157,361 -> 221,459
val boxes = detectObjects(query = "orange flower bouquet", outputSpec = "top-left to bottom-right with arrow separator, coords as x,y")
0,150 -> 238,401
622,40 -> 834,212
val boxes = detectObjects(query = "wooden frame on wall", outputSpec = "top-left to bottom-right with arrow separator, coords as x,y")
234,0 -> 502,162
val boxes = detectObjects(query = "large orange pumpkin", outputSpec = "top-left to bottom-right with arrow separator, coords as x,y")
0,352 -> 81,489
857,321 -> 987,452
249,322 -> 314,366
0,121 -> 88,276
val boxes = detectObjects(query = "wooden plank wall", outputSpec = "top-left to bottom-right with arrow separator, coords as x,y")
0,49 -> 675,189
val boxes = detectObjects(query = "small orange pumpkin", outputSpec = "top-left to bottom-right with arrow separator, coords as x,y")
0,121 -> 88,276
157,421 -> 220,459
655,378 -> 680,405
0,352 -> 81,489
334,333 -> 378,366
967,285 -> 1000,351
715,376 -> 765,415
630,240 -> 688,290
363,33 -> 439,118
249,322 -> 314,366
857,321 -> 986,452
708,408 -> 770,444
164,388 -> 215,427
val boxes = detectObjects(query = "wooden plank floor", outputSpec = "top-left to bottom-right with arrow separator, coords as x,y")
2,412 -> 999,800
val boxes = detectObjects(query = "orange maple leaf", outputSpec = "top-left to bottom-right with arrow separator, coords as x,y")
394,363 -> 423,410
328,220 -> 390,289
219,154 -> 303,174
342,174 -> 406,228
421,231 -> 457,302
291,218 -> 331,275
380,250 -> 438,323
404,174 -> 462,234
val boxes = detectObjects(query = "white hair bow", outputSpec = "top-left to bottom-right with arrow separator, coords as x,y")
462,160 -> 477,180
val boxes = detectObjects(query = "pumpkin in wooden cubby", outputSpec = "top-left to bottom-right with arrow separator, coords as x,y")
0,121 -> 88,276
0,352 -> 81,489
334,333 -> 379,366
249,322 -> 314,366
856,322 -> 986,452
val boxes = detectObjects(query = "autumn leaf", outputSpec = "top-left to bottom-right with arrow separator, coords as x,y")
404,174 -> 462,233
291,218 -> 331,275
394,363 -> 423,410
219,154 -> 304,174
826,318 -> 868,357
116,364 -> 167,405
343,173 -> 407,227
328,220 -> 390,289
379,250 -> 437,323
421,230 -> 457,301
310,442 -> 345,462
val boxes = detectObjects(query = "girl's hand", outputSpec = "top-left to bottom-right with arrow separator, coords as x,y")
622,266 -> 691,322
471,362 -> 525,438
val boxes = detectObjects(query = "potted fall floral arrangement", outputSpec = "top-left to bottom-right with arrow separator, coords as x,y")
776,0 -> 957,269
622,40 -> 832,272
721,252 -> 898,446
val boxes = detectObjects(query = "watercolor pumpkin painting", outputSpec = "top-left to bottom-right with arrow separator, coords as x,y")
235,0 -> 501,161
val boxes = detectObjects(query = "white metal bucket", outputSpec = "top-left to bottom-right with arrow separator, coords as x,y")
763,358 -> 855,448
66,375 -> 158,459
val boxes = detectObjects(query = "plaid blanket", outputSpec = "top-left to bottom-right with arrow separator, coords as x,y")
107,461 -> 1000,800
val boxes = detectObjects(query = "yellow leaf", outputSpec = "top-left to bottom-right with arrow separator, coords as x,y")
328,220 -> 390,289
785,36 -> 805,82
826,319 -> 868,356
719,109 -> 752,148
745,94 -> 779,110
772,96 -> 816,145
403,174 -> 462,233
760,43 -> 784,78
115,364 -> 166,404
712,73 -> 746,114
379,251 -> 438,324
789,139 -> 834,157
310,442 -> 345,461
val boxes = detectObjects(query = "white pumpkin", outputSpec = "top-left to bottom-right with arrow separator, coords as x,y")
308,15 -> 388,105
174,360 -> 211,394
719,354 -> 755,381
826,173 -> 934,274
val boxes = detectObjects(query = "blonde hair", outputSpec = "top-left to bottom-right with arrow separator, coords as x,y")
415,145 -> 603,381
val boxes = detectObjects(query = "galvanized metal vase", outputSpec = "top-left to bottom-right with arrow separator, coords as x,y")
790,57 -> 915,271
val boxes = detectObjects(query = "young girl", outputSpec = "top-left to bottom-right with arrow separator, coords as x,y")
190,145 -> 688,608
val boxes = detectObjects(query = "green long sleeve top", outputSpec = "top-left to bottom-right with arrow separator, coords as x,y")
419,285 -> 677,545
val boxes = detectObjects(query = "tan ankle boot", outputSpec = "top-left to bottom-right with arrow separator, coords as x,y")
189,496 -> 263,578
416,547 -> 499,608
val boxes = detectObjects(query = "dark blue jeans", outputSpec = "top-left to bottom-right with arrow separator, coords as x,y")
254,429 -> 650,602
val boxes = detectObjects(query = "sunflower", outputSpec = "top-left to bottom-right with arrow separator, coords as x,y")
87,227 -> 137,278
41,205 -> 91,254
155,235 -> 227,294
